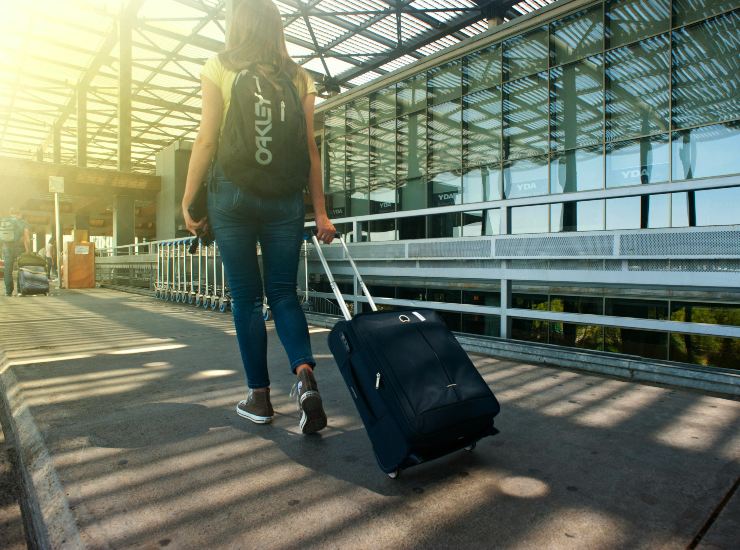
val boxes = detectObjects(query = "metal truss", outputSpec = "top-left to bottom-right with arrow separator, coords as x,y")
0,0 -> 556,174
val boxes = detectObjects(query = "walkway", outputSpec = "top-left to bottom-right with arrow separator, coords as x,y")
0,289 -> 738,549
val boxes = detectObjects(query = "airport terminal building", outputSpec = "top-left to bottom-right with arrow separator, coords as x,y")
311,0 -> 739,369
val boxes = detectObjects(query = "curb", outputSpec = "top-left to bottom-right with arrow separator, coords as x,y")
0,352 -> 82,550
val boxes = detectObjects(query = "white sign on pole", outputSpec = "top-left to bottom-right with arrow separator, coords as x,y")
49,176 -> 65,194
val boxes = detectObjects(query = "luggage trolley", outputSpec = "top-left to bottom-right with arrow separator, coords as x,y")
187,237 -> 197,305
202,241 -> 213,309
210,242 -> 221,311
154,242 -> 163,299
178,238 -> 188,303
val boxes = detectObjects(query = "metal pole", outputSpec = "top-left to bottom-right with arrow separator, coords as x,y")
54,192 -> 62,288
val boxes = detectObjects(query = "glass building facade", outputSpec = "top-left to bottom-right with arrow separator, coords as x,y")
316,0 -> 740,370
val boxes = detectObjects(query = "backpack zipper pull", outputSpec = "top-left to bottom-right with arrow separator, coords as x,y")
281,100 -> 285,122
375,372 -> 381,390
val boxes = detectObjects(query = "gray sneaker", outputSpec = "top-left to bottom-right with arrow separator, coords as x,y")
236,389 -> 274,424
290,369 -> 327,434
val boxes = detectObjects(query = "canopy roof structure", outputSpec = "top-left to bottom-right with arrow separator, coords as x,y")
0,0 -> 556,174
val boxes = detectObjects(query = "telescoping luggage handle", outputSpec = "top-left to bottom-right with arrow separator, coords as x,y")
309,231 -> 377,321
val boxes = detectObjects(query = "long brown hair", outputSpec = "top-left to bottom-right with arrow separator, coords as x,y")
219,0 -> 302,87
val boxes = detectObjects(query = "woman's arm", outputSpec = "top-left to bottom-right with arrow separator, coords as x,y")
182,75 -> 223,235
303,93 -> 336,244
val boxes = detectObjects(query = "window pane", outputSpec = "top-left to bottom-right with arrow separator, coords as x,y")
550,323 -> 604,351
607,196 -> 640,229
551,295 -> 604,314
399,178 -> 427,211
605,35 -> 670,142
605,298 -> 669,319
463,290 -> 501,307
349,187 -> 370,216
605,0 -> 670,49
465,44 -> 502,93
512,319 -> 549,343
550,146 -> 604,193
398,112 -> 427,183
326,191 -> 350,218
671,192 -> 690,227
370,120 -> 396,189
504,155 -> 548,198
484,209 -> 502,235
370,181 -> 397,215
605,328 -> 668,360
428,212 -> 461,238
463,164 -> 502,203
463,88 -> 502,165
551,200 -> 605,232
429,101 -> 462,176
346,97 -> 369,132
503,26 -> 548,81
513,293 -> 549,310
605,195 -> 670,229
428,59 -> 463,105
671,301 -> 740,326
398,72 -> 427,114
324,106 -> 346,140
606,134 -> 669,187
429,172 -> 462,207
346,131 -> 369,192
398,215 -> 426,240
324,137 -> 345,193
673,0 -> 738,27
503,73 -> 549,159
462,210 -> 484,237
646,193 -> 670,228
670,334 -> 740,369
369,219 -> 397,241
370,85 -> 396,125
672,12 -> 740,129
672,122 -> 740,180
510,204 -> 550,234
461,314 -> 501,337
550,6 -> 603,66
695,187 -> 740,226
550,55 -> 604,150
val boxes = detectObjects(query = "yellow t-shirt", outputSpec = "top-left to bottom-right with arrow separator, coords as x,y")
201,55 -> 317,134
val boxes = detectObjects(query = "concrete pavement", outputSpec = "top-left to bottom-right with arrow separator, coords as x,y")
0,289 -> 738,549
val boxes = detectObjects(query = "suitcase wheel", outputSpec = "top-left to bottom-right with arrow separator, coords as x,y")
464,443 -> 476,452
387,470 -> 399,479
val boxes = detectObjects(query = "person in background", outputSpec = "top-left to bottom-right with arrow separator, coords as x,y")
181,0 -> 335,433
0,207 -> 30,296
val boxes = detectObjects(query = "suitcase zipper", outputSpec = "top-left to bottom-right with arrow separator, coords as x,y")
280,100 -> 285,122
375,372 -> 381,390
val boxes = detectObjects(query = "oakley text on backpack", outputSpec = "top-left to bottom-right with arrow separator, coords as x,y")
218,67 -> 311,197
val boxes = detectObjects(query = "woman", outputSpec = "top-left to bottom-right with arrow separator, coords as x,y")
182,0 -> 335,434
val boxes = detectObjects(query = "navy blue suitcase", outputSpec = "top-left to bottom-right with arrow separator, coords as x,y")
313,235 -> 500,477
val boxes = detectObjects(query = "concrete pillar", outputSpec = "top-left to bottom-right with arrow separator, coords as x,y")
77,86 -> 87,167
155,141 -> 192,240
500,277 -> 512,340
118,9 -> 132,173
113,195 -> 136,248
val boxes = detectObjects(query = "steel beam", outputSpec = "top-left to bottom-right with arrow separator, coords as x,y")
119,8 -> 133,173
77,86 -> 87,167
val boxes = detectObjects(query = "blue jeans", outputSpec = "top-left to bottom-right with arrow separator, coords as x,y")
207,166 -> 315,389
2,245 -> 20,296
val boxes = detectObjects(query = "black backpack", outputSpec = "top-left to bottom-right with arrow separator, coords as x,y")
218,66 -> 310,197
